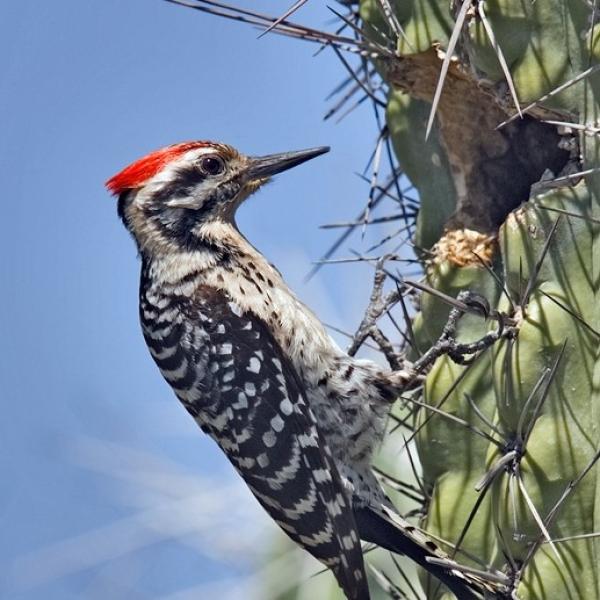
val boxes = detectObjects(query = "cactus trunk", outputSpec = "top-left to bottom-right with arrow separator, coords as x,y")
361,0 -> 600,597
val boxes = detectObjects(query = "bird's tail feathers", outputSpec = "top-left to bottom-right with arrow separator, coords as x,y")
354,504 -> 506,600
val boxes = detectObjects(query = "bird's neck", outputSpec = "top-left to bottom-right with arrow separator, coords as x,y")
141,220 -> 270,289
141,221 -> 339,367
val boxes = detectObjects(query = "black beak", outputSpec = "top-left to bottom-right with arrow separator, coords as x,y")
247,146 -> 330,180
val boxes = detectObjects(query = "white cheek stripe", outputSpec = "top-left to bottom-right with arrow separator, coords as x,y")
142,148 -> 224,208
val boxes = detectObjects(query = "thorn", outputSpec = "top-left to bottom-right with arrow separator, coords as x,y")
497,64 -> 600,129
471,250 -> 515,311
400,352 -> 486,451
477,0 -> 521,117
514,369 -> 549,446
367,564 -> 406,599
389,554 -> 423,600
536,204 -> 600,225
425,0 -> 471,140
402,434 -> 429,500
463,392 -> 505,439
331,45 -> 386,109
546,531 -> 600,544
425,556 -> 511,585
475,450 -> 518,493
538,290 -> 600,338
516,471 -> 565,567
400,394 -> 504,447
374,0 -> 414,52
520,215 -> 562,308
372,465 -> 424,503
257,0 -> 308,39
363,131 -> 386,238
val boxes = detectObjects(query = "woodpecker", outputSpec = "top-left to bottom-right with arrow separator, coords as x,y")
107,141 -> 494,600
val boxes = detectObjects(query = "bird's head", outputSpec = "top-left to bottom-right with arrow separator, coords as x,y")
106,141 -> 329,255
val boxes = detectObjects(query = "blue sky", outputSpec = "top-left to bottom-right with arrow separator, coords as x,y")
1,2 -> 399,598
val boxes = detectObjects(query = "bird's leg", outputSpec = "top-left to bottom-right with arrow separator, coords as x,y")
347,257 -> 407,370
404,291 -> 514,385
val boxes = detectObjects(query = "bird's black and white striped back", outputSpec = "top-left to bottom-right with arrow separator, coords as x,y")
140,267 -> 370,599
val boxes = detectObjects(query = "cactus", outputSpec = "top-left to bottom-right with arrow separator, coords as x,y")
163,1 -> 600,597
359,0 -> 600,598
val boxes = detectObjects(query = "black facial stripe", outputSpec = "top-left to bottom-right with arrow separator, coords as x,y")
151,165 -> 207,204
117,191 -> 132,224
194,179 -> 242,216
150,176 -> 241,252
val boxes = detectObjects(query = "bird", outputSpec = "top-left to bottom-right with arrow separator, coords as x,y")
106,140 -> 494,600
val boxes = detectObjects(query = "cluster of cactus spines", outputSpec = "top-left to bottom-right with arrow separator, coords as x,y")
161,1 -> 600,598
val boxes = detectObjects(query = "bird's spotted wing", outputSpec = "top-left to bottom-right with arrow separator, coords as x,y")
152,286 -> 369,600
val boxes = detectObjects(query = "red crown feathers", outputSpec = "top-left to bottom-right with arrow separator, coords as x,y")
105,141 -> 210,196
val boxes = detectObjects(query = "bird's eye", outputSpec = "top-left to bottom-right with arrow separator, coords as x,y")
200,155 -> 225,176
